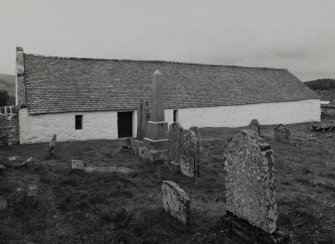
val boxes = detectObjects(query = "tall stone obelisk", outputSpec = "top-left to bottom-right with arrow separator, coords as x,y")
143,70 -> 169,154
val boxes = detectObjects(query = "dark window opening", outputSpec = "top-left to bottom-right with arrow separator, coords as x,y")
173,110 -> 178,122
118,111 -> 133,138
75,115 -> 83,130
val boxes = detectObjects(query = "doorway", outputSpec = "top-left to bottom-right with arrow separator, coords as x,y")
117,111 -> 133,138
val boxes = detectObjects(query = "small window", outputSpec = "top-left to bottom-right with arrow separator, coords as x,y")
75,115 -> 83,130
173,110 -> 178,122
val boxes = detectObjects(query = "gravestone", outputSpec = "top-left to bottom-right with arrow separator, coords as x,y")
180,130 -> 200,177
0,196 -> 7,210
71,160 -> 84,170
249,119 -> 261,135
274,124 -> 290,143
137,99 -> 147,141
161,180 -> 190,224
141,70 -> 169,162
49,134 -> 57,156
223,129 -> 288,243
189,126 -> 201,142
26,185 -> 38,207
168,122 -> 184,164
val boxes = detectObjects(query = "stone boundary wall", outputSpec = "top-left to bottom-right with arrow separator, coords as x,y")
0,105 -> 20,147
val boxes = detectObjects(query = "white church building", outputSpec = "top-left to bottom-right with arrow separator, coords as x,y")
15,47 -> 320,144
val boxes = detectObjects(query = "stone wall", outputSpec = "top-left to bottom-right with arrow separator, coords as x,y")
0,106 -> 20,147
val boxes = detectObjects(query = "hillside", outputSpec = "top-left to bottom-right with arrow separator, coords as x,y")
0,74 -> 15,96
305,78 -> 335,90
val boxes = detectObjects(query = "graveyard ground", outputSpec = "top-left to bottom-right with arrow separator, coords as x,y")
0,122 -> 335,244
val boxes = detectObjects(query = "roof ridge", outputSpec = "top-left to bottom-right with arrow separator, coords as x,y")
23,53 -> 287,71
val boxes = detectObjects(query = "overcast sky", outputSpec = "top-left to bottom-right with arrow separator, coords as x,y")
1,0 -> 334,81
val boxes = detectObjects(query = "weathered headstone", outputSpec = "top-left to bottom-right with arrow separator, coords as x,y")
168,122 -> 184,164
71,160 -> 84,170
26,185 -> 38,207
223,129 -> 279,236
180,130 -> 200,177
249,119 -> 261,135
0,196 -> 7,210
49,134 -> 57,156
137,99 -> 147,140
162,180 -> 190,225
189,126 -> 201,142
274,124 -> 290,143
0,164 -> 6,171
141,70 -> 169,162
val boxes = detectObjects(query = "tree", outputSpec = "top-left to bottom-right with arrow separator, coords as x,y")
0,90 -> 9,106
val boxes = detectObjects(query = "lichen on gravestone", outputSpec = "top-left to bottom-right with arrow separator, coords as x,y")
180,130 -> 200,177
71,160 -> 85,170
274,124 -> 290,143
137,99 -> 147,141
168,122 -> 184,164
223,129 -> 277,234
249,119 -> 261,135
49,134 -> 57,156
161,180 -> 190,224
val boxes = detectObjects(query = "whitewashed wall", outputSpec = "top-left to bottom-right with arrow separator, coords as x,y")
19,109 -> 122,144
165,99 -> 320,129
19,99 -> 320,144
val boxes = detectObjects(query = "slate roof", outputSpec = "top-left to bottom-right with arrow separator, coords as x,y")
314,89 -> 335,108
23,53 -> 319,115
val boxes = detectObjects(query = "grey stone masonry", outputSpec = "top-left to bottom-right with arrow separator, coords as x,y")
0,106 -> 20,148
16,47 -> 26,106
162,180 -> 190,224
224,129 -> 277,234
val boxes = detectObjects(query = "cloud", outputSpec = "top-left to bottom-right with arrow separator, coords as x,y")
0,0 -> 335,81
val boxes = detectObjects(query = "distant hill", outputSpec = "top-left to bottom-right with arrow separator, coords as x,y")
305,79 -> 335,90
0,74 -> 15,96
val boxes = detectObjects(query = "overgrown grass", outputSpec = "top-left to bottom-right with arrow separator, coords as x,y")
0,123 -> 334,243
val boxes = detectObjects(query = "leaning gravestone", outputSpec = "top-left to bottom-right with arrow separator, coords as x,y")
223,129 -> 288,243
162,180 -> 190,225
274,124 -> 290,143
180,130 -> 200,177
249,119 -> 261,135
49,134 -> 57,156
168,122 -> 184,165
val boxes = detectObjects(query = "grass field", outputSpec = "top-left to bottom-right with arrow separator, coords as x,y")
0,123 -> 334,243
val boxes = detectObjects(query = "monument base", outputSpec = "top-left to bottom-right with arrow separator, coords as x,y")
138,146 -> 167,163
143,137 -> 168,150
146,121 -> 169,140
221,211 -> 289,244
